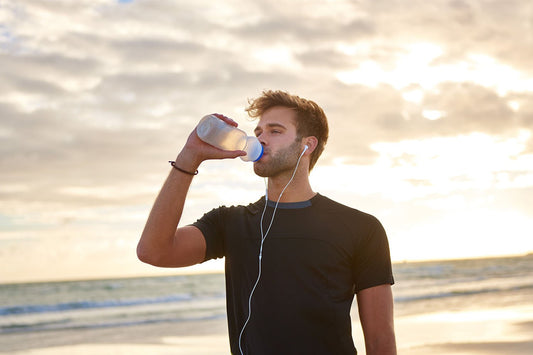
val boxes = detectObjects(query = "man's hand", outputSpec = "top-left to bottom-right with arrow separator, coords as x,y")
178,113 -> 247,169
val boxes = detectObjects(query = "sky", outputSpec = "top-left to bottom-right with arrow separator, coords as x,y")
1,0 -> 532,283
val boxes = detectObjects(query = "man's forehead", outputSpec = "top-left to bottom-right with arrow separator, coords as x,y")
256,107 -> 297,128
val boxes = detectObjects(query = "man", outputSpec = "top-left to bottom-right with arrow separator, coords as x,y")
137,90 -> 396,354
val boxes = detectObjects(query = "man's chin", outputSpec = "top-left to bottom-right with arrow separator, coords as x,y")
253,163 -> 268,177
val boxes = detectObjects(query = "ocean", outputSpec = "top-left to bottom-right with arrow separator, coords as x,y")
1,254 -> 532,336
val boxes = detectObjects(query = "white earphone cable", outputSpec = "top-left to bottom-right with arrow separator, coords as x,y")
238,146 -> 307,355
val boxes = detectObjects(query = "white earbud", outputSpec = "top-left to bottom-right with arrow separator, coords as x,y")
303,144 -> 309,153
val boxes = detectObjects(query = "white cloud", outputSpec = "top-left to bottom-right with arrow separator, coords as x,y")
1,0 -> 533,281
370,131 -> 533,194
337,43 -> 533,96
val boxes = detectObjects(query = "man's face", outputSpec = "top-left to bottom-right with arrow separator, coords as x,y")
253,106 -> 302,178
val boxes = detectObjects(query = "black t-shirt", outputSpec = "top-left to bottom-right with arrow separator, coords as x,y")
193,193 -> 394,355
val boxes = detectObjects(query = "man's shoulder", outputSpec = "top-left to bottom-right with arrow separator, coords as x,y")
314,194 -> 380,223
208,196 -> 265,215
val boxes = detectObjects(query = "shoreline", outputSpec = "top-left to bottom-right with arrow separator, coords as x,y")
394,305 -> 533,354
3,253 -> 530,286
1,318 -> 229,354
2,304 -> 533,354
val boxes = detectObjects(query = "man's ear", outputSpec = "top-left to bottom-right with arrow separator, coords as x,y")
303,136 -> 319,155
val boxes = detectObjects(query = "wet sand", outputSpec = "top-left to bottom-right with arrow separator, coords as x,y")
2,305 -> 532,354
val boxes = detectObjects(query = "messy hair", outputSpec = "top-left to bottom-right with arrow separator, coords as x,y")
245,90 -> 329,170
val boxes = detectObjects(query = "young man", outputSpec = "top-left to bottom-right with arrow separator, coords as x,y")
137,90 -> 396,355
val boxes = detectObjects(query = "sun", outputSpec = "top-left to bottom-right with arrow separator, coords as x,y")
336,42 -> 533,97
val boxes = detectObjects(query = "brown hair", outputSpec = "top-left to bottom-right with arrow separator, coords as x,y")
245,90 -> 329,170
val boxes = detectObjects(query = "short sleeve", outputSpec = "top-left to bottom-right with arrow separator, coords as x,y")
191,207 -> 227,261
352,217 -> 394,293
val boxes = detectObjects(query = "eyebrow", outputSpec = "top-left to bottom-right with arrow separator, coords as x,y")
254,123 -> 287,134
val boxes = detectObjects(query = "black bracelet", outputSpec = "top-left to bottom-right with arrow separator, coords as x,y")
168,161 -> 198,175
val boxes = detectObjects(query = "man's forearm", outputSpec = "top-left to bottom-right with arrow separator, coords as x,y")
136,153 -> 199,264
365,331 -> 397,355
358,285 -> 397,355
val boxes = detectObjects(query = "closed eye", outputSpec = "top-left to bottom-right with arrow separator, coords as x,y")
254,123 -> 287,137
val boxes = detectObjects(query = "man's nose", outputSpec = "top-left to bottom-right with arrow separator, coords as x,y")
256,133 -> 266,146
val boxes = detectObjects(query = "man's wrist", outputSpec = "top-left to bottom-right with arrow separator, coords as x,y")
173,151 -> 201,173
168,161 -> 198,175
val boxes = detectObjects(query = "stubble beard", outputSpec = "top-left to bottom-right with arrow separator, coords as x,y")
253,139 -> 302,178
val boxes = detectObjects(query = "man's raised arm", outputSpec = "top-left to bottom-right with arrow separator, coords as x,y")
136,115 -> 245,267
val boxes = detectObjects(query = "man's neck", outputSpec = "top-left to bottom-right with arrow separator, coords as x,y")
266,174 -> 316,203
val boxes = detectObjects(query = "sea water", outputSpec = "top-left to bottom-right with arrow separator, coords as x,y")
0,273 -> 226,333
392,254 -> 533,317
1,255 -> 532,334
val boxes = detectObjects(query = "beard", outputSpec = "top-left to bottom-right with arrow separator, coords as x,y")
253,138 -> 302,178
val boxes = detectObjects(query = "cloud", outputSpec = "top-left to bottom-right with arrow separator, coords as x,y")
2,0 -> 532,193
1,0 -> 533,280
374,82 -> 519,138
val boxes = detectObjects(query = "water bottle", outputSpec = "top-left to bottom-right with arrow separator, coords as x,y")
196,114 -> 264,162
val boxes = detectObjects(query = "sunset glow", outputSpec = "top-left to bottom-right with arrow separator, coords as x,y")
1,0 -> 532,283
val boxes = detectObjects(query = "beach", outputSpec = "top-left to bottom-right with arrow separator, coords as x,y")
2,255 -> 532,354
2,305 -> 533,354
395,305 -> 533,354
0,318 -> 230,355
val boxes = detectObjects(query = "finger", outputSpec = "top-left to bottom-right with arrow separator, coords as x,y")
212,113 -> 238,127
218,150 -> 247,159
